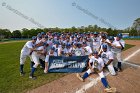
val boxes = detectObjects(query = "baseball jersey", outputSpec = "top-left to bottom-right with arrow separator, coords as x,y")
101,51 -> 114,64
111,41 -> 122,53
83,46 -> 93,55
36,38 -> 42,44
114,37 -> 125,48
89,56 -> 104,70
73,48 -> 84,56
21,41 -> 35,55
64,48 -> 72,54
92,37 -> 101,46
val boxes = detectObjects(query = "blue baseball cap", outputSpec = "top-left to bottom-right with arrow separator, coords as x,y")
101,33 -> 107,38
31,36 -> 37,40
66,44 -> 71,47
37,33 -> 42,38
45,35 -> 48,39
43,42 -> 48,46
117,33 -> 122,38
77,43 -> 81,47
54,41 -> 60,45
83,42 -> 87,45
93,32 -> 98,34
41,32 -> 46,35
102,44 -> 107,49
71,35 -> 74,38
108,36 -> 114,40
93,50 -> 98,54
51,47 -> 55,50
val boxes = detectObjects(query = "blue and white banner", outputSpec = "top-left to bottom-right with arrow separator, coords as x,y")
48,56 -> 88,73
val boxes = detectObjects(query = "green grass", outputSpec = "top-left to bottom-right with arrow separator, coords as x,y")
0,42 -> 135,93
0,39 -> 29,42
123,38 -> 140,40
123,44 -> 135,51
0,42 -> 67,93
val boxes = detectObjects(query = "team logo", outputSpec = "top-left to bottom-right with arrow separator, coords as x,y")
94,60 -> 99,72
102,54 -> 107,58
75,50 -> 82,56
84,48 -> 88,53
94,60 -> 99,68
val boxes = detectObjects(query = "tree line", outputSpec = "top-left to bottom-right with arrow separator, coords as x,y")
0,24 -> 138,39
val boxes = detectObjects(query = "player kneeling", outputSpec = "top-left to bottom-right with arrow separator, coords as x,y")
101,44 -> 116,76
44,47 -> 57,73
76,51 -> 116,93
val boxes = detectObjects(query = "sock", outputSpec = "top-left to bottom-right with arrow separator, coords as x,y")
30,61 -> 34,68
30,67 -> 36,76
82,72 -> 89,79
101,78 -> 109,88
118,62 -> 122,69
39,59 -> 45,68
20,64 -> 24,73
114,66 -> 118,71
42,61 -> 45,69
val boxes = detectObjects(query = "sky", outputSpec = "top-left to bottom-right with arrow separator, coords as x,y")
0,0 -> 140,31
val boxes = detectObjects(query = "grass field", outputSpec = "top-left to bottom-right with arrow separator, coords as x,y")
0,42 -> 67,93
123,38 -> 140,40
0,42 -> 135,93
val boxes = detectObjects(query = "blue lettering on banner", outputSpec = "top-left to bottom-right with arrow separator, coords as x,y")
48,56 -> 88,73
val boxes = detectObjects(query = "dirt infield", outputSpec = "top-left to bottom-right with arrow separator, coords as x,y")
27,40 -> 140,93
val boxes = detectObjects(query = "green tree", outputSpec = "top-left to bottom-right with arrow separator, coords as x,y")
0,29 -> 12,39
12,30 -> 21,38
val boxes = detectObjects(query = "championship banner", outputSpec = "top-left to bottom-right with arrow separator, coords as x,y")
48,56 -> 88,73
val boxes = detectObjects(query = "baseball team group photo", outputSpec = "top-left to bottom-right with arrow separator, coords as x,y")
0,0 -> 140,93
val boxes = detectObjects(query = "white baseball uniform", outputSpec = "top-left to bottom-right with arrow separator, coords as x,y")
87,56 -> 105,78
101,51 -> 116,75
83,46 -> 93,55
20,41 -> 34,64
92,37 -> 101,51
110,40 -> 122,67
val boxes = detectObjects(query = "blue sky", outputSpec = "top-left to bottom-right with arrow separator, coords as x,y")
0,0 -> 140,31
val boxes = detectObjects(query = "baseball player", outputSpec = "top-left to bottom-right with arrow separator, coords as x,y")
63,44 -> 72,57
35,34 -> 45,69
74,43 -> 85,56
76,51 -> 116,92
108,36 -> 123,72
101,44 -> 116,75
19,36 -> 37,76
91,32 -> 101,51
82,42 -> 93,56
114,33 -> 125,71
44,47 -> 57,73
30,43 -> 45,79
52,41 -> 61,56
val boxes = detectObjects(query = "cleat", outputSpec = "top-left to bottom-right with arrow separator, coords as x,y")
76,73 -> 84,82
44,70 -> 48,74
114,67 -> 118,72
29,75 -> 37,80
104,87 -> 116,93
40,66 -> 43,69
20,72 -> 25,76
118,68 -> 122,72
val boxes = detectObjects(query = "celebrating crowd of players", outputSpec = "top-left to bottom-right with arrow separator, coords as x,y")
19,31 -> 125,92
